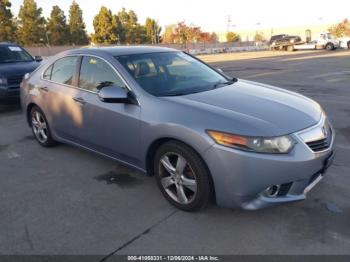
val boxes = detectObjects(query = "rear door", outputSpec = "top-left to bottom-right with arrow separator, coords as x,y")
41,56 -> 86,141
74,56 -> 141,166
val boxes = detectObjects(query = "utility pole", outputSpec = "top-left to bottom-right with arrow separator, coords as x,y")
226,15 -> 231,33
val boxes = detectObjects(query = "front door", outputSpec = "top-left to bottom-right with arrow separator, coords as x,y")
74,56 -> 141,166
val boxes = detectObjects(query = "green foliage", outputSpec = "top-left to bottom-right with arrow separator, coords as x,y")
118,9 -> 146,44
226,31 -> 240,42
0,0 -> 16,42
145,18 -> 161,44
47,5 -> 69,45
17,0 -> 46,45
92,6 -> 119,44
68,1 -> 88,45
91,7 -> 154,45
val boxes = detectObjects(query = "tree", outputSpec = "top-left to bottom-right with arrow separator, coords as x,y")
92,6 -> 118,44
169,22 -> 211,46
123,9 -> 145,44
133,25 -> 148,44
116,8 -> 148,44
145,18 -> 161,44
226,31 -> 240,42
187,25 -> 201,43
116,8 -> 129,43
47,6 -> 69,45
198,32 -> 213,43
162,24 -> 176,44
173,22 -> 190,45
0,0 -> 16,42
254,32 -> 264,42
68,1 -> 88,45
329,19 -> 350,37
17,0 -> 46,45
210,32 -> 218,43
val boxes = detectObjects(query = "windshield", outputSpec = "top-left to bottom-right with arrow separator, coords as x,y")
0,46 -> 34,63
116,52 -> 231,96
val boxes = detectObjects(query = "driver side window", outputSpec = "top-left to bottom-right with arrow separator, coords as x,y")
79,56 -> 126,93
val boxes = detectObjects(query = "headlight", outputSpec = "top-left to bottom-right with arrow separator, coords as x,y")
0,77 -> 7,86
207,130 -> 295,154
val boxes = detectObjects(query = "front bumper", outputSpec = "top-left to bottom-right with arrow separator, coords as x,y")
202,121 -> 335,210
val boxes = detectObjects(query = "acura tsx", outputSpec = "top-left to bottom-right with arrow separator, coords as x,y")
20,46 -> 335,211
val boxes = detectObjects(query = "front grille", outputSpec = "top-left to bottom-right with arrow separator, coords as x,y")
7,75 -> 24,86
306,128 -> 332,152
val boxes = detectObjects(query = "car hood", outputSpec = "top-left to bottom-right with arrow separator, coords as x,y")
0,61 -> 40,77
172,79 -> 322,136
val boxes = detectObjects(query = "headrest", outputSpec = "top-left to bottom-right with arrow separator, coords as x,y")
135,62 -> 150,77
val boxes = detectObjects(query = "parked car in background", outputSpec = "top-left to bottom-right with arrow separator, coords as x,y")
0,42 -> 42,101
21,46 -> 335,211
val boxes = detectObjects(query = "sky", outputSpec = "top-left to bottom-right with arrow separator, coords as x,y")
10,0 -> 350,34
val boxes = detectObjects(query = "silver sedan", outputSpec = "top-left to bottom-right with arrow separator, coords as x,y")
21,46 -> 335,211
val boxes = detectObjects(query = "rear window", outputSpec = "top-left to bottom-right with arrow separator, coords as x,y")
51,57 -> 78,86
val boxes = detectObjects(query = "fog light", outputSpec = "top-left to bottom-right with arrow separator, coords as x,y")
264,185 -> 280,197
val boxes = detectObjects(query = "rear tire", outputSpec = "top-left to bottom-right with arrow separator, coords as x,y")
153,141 -> 213,211
347,41 -> 350,49
30,106 -> 57,147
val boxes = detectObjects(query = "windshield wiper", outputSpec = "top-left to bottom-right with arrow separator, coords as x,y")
159,91 -> 201,97
213,77 -> 237,89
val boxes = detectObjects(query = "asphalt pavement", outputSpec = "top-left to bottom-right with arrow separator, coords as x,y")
0,49 -> 349,257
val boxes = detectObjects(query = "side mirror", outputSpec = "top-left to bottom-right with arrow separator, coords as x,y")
216,68 -> 232,79
98,85 -> 134,104
34,56 -> 43,62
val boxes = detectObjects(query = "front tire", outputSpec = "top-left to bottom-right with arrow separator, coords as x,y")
325,43 -> 334,50
154,141 -> 213,211
287,45 -> 294,52
30,106 -> 56,147
347,41 -> 350,49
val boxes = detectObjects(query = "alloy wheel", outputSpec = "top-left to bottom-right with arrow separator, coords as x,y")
158,152 -> 198,205
31,111 -> 48,144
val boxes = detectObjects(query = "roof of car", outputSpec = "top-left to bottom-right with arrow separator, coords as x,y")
0,42 -> 19,46
66,45 -> 178,56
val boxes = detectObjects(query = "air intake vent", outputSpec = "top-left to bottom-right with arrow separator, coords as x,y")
306,128 -> 332,152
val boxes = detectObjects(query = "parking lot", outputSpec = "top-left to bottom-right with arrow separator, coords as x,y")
0,49 -> 349,257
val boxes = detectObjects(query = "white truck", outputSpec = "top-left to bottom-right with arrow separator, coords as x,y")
271,32 -> 339,51
338,36 -> 350,49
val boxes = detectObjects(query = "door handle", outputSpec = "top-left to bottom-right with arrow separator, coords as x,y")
72,97 -> 86,105
39,86 -> 49,92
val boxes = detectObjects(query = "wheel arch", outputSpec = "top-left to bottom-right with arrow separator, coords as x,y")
26,102 -> 38,127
